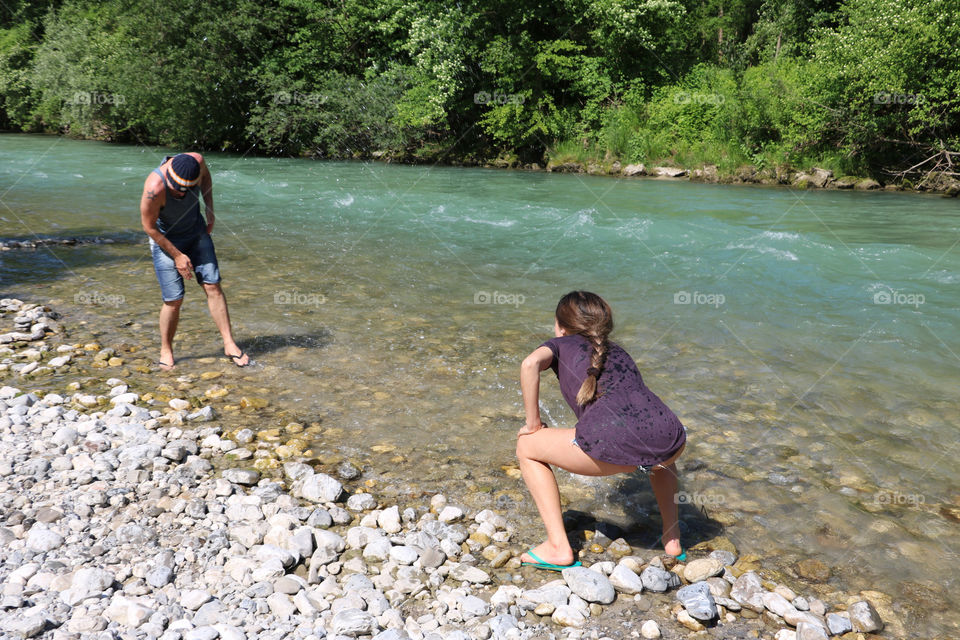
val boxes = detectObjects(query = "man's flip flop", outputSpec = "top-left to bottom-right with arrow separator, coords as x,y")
155,361 -> 174,371
226,351 -> 249,367
520,549 -> 582,572
667,549 -> 687,562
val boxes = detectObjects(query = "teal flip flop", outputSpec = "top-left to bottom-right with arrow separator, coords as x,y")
521,549 -> 582,572
668,548 -> 687,562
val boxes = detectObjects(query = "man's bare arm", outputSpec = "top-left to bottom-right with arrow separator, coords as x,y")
140,176 -> 194,278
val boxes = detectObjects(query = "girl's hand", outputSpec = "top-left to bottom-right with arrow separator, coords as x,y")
517,421 -> 544,437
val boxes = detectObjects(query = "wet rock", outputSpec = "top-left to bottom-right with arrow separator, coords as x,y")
848,600 -> 884,632
622,163 -> 647,176
338,461 -> 361,480
561,566 -> 615,604
795,558 -> 831,582
187,406 -> 215,422
826,612 -> 852,635
607,538 -> 632,557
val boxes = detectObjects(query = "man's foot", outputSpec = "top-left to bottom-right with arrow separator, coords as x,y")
225,348 -> 249,367
519,541 -> 575,568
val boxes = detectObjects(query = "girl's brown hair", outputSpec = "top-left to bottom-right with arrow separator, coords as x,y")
555,291 -> 613,406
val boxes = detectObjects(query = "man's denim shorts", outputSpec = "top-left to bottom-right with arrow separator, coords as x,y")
150,233 -> 221,302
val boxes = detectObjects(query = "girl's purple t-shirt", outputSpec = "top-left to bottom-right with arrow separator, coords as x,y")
541,334 -> 686,467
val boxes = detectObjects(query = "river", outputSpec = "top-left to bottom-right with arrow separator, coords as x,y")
1,134 -> 958,636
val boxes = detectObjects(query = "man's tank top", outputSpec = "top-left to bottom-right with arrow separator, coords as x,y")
151,156 -> 205,244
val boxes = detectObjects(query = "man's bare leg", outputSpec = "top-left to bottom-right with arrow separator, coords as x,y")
158,299 -> 182,370
201,282 -> 249,366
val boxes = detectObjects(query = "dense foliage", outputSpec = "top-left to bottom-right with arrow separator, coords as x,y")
1,0 -> 957,178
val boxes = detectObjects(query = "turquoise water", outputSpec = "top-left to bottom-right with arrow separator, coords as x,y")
2,134 -> 958,633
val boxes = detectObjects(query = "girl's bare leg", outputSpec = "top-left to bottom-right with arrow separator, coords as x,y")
516,428 -> 635,565
651,462 -> 682,556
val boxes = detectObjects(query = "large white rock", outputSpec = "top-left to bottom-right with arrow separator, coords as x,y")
562,566 -> 615,604
110,393 -> 139,405
104,595 -> 154,628
295,473 -> 344,503
26,524 -> 64,552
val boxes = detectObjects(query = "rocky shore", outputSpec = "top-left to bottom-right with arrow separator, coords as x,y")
0,298 -> 896,639
490,159 -> 959,197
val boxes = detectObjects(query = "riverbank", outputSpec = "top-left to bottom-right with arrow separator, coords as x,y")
0,297 -> 911,639
468,157 -> 960,198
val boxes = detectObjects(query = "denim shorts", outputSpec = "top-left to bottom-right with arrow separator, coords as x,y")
150,233 -> 221,302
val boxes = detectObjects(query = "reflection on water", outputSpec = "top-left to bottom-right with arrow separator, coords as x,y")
2,134 -> 959,633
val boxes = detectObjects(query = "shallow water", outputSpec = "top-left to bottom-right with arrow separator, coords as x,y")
2,134 -> 958,635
